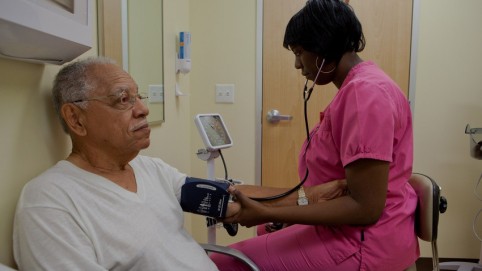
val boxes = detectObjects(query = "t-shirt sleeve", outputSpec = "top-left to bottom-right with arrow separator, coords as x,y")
150,157 -> 187,202
332,81 -> 395,167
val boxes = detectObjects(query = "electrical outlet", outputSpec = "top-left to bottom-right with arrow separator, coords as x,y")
215,84 -> 235,104
148,84 -> 164,103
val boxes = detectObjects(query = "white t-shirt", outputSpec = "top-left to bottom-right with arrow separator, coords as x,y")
13,155 -> 218,271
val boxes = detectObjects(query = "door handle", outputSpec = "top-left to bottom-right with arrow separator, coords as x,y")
266,109 -> 293,123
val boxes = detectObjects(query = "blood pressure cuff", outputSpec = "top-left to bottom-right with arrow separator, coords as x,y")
180,177 -> 231,218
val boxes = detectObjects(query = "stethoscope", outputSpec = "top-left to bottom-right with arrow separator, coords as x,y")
250,58 -> 327,202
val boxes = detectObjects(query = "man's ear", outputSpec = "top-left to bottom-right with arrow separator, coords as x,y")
61,103 -> 87,136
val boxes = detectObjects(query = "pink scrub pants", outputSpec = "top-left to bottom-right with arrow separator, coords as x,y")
210,224 -> 362,271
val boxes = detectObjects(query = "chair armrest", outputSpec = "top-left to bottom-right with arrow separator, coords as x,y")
201,243 -> 259,271
0,263 -> 17,271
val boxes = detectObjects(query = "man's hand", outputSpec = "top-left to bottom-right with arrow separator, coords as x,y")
225,186 -> 241,218
222,186 -> 270,227
307,179 -> 348,204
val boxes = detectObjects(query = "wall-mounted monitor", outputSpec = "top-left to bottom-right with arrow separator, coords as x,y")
194,113 -> 233,151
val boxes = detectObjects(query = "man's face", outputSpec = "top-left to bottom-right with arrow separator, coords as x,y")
81,63 -> 151,157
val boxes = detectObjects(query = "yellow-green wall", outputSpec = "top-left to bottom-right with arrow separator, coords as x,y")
128,0 -> 165,124
1,0 -> 482,268
188,0 -> 258,245
0,6 -> 98,268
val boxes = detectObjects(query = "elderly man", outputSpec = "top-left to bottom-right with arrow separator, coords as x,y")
13,57 -> 347,270
13,57 -> 219,270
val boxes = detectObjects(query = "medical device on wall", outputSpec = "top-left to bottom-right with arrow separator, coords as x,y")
466,125 -> 482,160
441,124 -> 482,269
439,125 -> 482,270
179,115 -> 235,234
0,0 -> 92,65
195,114 -> 233,151
176,31 -> 191,74
194,113 -> 238,241
180,114 -> 236,238
181,177 -> 231,218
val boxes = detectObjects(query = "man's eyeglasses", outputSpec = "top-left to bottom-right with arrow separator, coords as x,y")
72,89 -> 148,111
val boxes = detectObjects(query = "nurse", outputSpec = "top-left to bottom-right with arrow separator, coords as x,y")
211,0 -> 417,270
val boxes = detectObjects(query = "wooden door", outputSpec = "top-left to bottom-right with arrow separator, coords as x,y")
261,0 -> 413,188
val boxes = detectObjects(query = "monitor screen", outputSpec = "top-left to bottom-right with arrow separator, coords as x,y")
195,114 -> 233,150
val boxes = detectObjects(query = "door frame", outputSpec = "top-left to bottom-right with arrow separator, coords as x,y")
254,0 -> 263,185
254,0 -> 421,185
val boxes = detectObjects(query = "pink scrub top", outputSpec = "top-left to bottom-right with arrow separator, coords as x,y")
298,61 -> 419,270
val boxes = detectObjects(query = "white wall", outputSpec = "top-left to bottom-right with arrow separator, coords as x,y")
413,0 -> 482,258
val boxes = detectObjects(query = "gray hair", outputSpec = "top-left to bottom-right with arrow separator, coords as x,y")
52,56 -> 116,133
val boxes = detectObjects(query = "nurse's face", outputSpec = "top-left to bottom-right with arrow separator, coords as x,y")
290,45 -> 333,85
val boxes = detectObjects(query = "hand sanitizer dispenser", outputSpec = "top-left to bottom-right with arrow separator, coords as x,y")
176,31 -> 191,74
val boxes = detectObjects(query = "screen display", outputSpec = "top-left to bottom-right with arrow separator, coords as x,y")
195,114 -> 233,150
